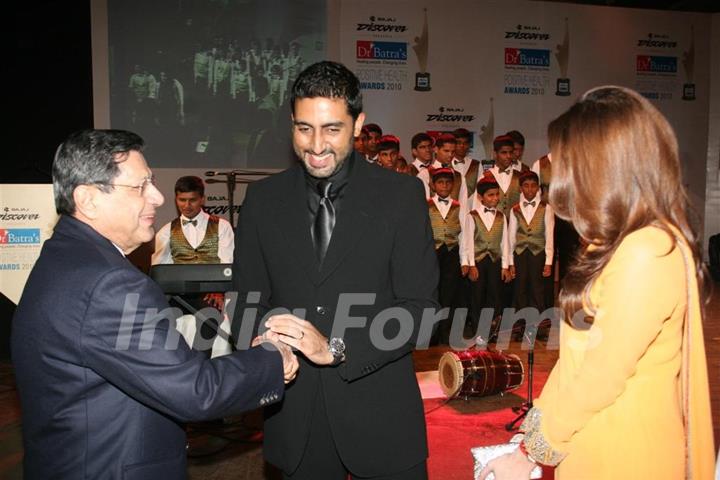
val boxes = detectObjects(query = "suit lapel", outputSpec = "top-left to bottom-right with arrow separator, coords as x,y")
275,165 -> 317,279
316,155 -> 374,285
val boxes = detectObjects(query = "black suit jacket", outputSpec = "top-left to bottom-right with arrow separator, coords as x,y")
12,215 -> 284,479
232,155 -> 439,477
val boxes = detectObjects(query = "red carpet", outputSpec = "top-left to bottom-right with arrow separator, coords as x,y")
422,366 -> 555,479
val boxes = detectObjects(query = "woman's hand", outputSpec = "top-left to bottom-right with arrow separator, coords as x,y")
478,448 -> 536,480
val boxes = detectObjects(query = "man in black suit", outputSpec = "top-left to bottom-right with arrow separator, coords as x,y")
11,129 -> 298,479
231,61 -> 439,479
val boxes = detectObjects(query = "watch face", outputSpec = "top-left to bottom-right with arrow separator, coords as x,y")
329,337 -> 345,355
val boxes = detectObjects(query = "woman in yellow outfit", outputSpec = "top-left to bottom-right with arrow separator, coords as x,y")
480,86 -> 714,479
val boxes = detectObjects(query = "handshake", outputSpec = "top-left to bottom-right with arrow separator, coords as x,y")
252,313 -> 338,384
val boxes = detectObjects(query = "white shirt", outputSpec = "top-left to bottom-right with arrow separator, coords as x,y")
461,202 -> 510,268
452,155 -> 478,211
507,194 -> 554,266
431,194 -> 453,218
490,165 -> 514,193
451,155 -> 472,177
511,159 -> 526,171
110,242 -> 126,257
152,210 -> 235,264
413,158 -> 439,198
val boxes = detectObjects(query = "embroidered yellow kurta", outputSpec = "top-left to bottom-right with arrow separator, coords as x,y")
529,225 -> 714,479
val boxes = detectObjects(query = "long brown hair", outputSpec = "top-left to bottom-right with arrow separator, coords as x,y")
548,86 -> 706,321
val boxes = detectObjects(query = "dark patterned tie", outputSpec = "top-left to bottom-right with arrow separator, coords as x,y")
313,180 -> 335,263
523,201 -> 536,207
182,219 -> 197,226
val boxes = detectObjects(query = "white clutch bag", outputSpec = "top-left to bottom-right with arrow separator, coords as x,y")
471,435 -> 542,480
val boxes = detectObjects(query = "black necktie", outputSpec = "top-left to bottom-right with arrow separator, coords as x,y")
313,180 -> 335,263
438,197 -> 449,204
484,207 -> 495,213
500,169 -> 511,175
523,201 -> 536,207
182,219 -> 197,226
419,164 -> 429,168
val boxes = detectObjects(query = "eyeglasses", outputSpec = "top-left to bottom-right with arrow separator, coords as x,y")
96,175 -> 157,195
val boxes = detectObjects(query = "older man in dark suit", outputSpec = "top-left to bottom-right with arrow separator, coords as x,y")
11,129 -> 298,479
232,61 -> 439,479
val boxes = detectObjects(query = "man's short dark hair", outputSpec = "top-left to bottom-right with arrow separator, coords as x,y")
362,123 -> 382,136
411,132 -> 433,150
506,130 -> 525,146
452,128 -> 472,142
291,61 -> 363,121
518,170 -> 539,186
52,129 -> 144,215
175,176 -> 205,196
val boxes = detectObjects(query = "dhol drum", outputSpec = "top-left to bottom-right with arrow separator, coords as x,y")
438,349 -> 524,398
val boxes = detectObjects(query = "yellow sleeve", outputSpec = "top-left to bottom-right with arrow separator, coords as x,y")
530,227 -> 683,453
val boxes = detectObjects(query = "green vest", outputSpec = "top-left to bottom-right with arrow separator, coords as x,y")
170,215 -> 221,263
469,210 -> 505,263
464,160 -> 480,198
428,200 -> 462,250
512,202 -> 547,256
497,170 -> 522,218
449,169 -> 462,200
538,156 -> 552,204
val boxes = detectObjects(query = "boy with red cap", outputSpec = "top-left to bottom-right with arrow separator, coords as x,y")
462,173 -> 511,341
428,167 -> 465,344
376,134 -> 402,172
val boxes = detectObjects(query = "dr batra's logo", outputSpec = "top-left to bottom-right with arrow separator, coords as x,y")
636,55 -> 677,74
0,228 -> 41,245
356,41 -> 408,61
504,48 -> 550,67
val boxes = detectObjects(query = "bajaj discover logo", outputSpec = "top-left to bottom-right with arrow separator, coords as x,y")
357,16 -> 408,33
425,107 -> 475,123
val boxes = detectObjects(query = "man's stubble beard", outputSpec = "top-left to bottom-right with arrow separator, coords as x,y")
297,138 -> 354,179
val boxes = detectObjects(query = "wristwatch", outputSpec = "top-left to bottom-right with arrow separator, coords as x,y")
328,337 -> 346,365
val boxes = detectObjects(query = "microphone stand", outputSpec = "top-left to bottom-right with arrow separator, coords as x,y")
505,329 -> 535,431
205,169 -> 275,227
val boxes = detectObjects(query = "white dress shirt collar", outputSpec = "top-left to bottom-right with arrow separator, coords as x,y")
474,203 -> 498,230
490,165 -> 513,192
432,195 -> 453,218
519,193 -> 540,223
